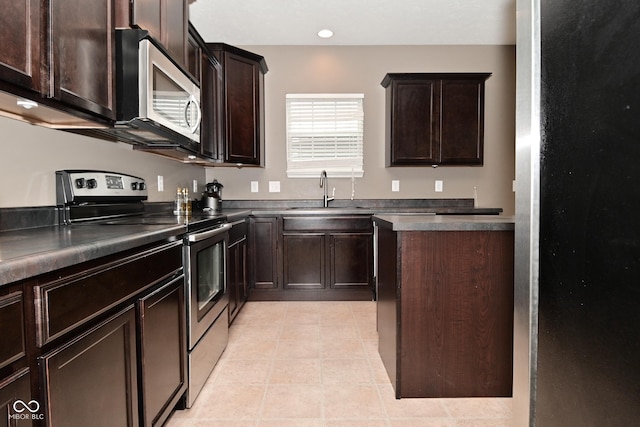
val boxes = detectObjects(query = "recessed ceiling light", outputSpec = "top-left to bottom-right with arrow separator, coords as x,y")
317,29 -> 334,39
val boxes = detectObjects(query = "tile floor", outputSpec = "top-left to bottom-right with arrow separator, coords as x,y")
166,301 -> 512,427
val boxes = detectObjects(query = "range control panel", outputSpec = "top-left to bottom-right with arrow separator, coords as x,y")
56,170 -> 148,205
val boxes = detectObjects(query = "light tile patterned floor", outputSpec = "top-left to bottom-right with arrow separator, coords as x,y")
166,301 -> 512,427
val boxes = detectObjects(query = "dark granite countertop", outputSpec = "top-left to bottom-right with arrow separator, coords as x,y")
0,223 -> 186,287
0,198 -> 506,289
373,214 -> 515,231
223,198 -> 503,217
249,207 -> 502,216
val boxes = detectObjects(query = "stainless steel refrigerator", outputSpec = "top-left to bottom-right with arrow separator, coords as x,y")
514,0 -> 640,425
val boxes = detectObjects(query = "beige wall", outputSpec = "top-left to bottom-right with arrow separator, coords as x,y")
0,116 -> 205,208
0,45 -> 515,212
206,45 -> 516,215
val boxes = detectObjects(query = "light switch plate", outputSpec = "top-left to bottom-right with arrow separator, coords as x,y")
268,181 -> 280,192
157,175 -> 164,192
392,180 -> 400,192
193,179 -> 198,193
251,181 -> 259,193
435,180 -> 443,192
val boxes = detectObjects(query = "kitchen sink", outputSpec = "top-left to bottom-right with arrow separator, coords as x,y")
283,207 -> 371,215
287,206 -> 366,210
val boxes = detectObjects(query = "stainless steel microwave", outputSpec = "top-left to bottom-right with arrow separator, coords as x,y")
139,38 -> 200,139
97,29 -> 202,153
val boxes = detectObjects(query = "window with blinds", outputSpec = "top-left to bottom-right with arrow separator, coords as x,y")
286,93 -> 364,178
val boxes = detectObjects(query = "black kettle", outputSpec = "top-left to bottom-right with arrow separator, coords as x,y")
202,180 -> 223,212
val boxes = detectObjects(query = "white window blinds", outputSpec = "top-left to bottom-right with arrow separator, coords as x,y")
286,93 -> 364,178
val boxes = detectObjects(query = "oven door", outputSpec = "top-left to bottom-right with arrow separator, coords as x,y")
186,223 -> 231,349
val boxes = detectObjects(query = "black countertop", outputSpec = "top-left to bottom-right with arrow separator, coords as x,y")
0,198 -> 504,288
224,198 -> 503,216
373,214 -> 515,231
0,224 -> 185,287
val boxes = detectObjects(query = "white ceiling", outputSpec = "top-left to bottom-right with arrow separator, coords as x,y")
189,0 -> 516,46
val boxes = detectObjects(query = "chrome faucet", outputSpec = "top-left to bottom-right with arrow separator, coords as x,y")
319,170 -> 335,207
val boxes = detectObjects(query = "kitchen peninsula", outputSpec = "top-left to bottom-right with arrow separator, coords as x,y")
374,214 -> 514,398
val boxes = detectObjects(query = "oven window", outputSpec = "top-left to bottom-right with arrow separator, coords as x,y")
196,241 -> 224,311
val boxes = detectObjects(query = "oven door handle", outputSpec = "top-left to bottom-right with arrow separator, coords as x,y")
187,223 -> 232,243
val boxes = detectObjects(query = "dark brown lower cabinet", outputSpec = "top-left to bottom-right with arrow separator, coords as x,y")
278,216 -> 373,300
27,241 -> 185,427
330,233 -> 372,290
0,289 -> 25,374
282,232 -> 373,293
377,227 -> 514,398
137,276 -> 186,427
249,217 -> 280,290
283,233 -> 325,289
228,220 -> 248,324
0,368 -> 32,427
40,306 -> 139,427
0,287 -> 30,426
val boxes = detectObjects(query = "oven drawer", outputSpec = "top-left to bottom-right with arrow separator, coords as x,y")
187,307 -> 228,408
35,241 -> 182,347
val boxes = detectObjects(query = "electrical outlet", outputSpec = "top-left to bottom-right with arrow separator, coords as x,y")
435,180 -> 443,192
157,175 -> 164,192
392,180 -> 400,192
251,181 -> 259,193
193,179 -> 198,193
268,181 -> 280,192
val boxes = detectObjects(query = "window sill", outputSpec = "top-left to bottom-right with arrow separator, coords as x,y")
287,168 -> 364,178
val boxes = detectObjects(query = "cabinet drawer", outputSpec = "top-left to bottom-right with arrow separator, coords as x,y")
0,291 -> 25,370
229,219 -> 248,243
35,241 -> 182,347
283,216 -> 372,232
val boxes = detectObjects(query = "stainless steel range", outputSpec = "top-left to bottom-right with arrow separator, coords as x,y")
56,170 -> 230,408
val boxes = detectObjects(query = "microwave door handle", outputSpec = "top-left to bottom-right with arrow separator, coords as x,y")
187,223 -> 231,243
184,95 -> 201,133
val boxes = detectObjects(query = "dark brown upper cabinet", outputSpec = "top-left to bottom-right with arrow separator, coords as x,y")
162,0 -> 187,66
186,23 -> 202,84
382,73 -> 491,167
189,24 -> 223,162
0,0 -> 42,95
49,0 -> 117,119
116,0 -> 188,68
208,43 -> 268,166
0,0 -> 116,123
